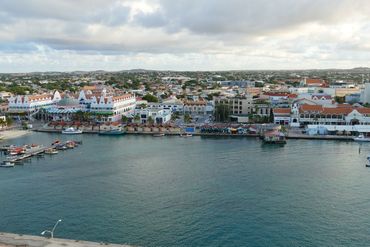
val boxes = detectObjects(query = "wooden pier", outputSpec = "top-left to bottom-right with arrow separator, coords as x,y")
0,141 -> 81,165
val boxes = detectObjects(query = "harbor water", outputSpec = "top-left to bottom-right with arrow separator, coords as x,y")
1,132 -> 370,246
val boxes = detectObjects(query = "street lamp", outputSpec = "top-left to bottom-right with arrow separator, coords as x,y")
41,219 -> 62,238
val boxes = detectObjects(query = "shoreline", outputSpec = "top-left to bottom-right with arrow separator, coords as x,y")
0,129 -> 31,141
33,128 -> 355,141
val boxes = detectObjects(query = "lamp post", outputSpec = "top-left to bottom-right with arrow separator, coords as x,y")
41,219 -> 62,238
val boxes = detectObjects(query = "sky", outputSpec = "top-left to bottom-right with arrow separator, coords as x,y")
1,0 -> 370,72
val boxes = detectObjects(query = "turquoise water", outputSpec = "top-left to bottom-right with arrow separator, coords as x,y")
1,133 -> 370,246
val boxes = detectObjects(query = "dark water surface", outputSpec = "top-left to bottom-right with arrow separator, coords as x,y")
0,133 -> 370,246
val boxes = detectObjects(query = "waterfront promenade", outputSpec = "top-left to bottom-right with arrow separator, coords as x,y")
0,232 -> 132,247
34,128 -> 355,141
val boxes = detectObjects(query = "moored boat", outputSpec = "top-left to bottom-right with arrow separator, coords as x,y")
153,133 -> 165,137
45,148 -> 58,155
62,127 -> 82,134
0,161 -> 14,168
263,131 -> 287,144
354,134 -> 370,142
180,133 -> 193,137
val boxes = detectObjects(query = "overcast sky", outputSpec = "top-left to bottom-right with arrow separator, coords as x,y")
1,0 -> 370,72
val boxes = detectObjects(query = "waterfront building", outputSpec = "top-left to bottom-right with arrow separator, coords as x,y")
147,98 -> 184,113
288,103 -> 370,132
273,108 -> 292,125
8,91 -> 61,113
42,95 -> 85,122
136,108 -> 172,124
78,89 -> 136,122
214,95 -> 253,115
183,100 -> 213,115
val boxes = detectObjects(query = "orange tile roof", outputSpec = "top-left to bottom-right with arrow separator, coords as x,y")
299,104 -> 370,115
273,108 -> 291,114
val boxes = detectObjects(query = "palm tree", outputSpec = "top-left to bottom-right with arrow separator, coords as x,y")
134,114 -> 140,123
148,116 -> 154,125
184,113 -> 191,124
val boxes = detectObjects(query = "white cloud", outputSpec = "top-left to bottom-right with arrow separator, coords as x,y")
1,0 -> 370,72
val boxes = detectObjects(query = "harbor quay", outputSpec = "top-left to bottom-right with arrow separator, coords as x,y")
0,232 -> 133,247
33,126 -> 356,141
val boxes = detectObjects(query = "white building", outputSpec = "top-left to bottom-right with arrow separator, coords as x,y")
8,91 -> 61,113
136,108 -> 172,124
147,98 -> 184,113
78,90 -> 136,122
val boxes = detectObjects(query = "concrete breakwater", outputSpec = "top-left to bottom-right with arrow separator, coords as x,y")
0,232 -> 133,247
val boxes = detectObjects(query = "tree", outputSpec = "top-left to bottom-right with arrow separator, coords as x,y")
214,104 -> 229,122
142,94 -> 159,103
121,115 -> 128,123
171,112 -> 180,121
134,114 -> 140,123
334,96 -> 345,104
148,116 -> 154,124
184,113 -> 192,123
6,117 -> 12,126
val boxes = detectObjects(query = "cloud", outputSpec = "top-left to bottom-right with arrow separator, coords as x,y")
0,0 -> 370,71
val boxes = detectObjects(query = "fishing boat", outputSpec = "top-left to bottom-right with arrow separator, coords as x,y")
354,134 -> 370,142
153,133 -> 165,137
180,133 -> 193,137
0,161 -> 14,168
98,129 -> 125,136
62,127 -> 82,134
45,148 -> 58,154
262,131 -> 287,144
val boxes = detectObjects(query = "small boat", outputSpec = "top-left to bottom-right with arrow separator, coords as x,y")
65,141 -> 75,149
55,144 -> 67,150
0,161 -> 14,168
180,133 -> 193,137
354,134 -> 370,142
45,148 -> 58,154
98,130 -> 125,136
62,127 -> 82,134
153,133 -> 165,137
263,131 -> 287,144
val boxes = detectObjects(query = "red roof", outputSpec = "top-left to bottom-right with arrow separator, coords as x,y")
273,108 -> 291,115
299,104 -> 370,115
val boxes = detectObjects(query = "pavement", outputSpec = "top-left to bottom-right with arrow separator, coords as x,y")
0,232 -> 134,247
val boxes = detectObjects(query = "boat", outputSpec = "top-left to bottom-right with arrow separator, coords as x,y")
262,131 -> 287,144
45,148 -> 58,154
180,133 -> 193,137
62,127 -> 82,134
65,141 -> 76,149
24,144 -> 44,154
366,155 -> 370,167
0,161 -> 14,168
354,134 -> 370,142
153,133 -> 165,137
55,143 -> 68,150
98,129 -> 125,136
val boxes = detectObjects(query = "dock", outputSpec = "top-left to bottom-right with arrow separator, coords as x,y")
0,141 -> 81,165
